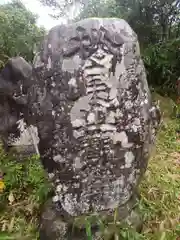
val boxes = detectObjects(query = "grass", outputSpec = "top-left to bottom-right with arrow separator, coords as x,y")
0,93 -> 180,240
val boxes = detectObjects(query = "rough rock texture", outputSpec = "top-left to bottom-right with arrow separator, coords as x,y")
0,18 -> 161,239
39,194 -> 142,240
30,17 -> 160,214
26,18 -> 161,238
0,57 -> 39,156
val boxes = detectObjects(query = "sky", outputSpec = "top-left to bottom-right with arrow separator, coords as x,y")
1,0 -> 67,29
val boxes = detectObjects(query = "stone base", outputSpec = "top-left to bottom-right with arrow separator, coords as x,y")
39,194 -> 142,240
1,124 -> 39,158
1,141 -> 38,161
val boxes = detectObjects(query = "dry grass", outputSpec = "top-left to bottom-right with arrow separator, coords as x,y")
139,120 -> 180,240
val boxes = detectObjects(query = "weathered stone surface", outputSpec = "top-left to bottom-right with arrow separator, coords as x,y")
0,18 -> 161,239
0,57 -> 39,155
26,17 -> 161,238
29,17 -> 161,218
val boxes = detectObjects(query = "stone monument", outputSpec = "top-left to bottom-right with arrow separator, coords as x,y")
27,18 -> 161,239
0,18 -> 161,239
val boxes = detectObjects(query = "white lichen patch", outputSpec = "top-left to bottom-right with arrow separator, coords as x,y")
62,55 -> 82,72
106,111 -> 115,124
47,56 -> 52,70
131,124 -> 139,132
133,118 -> 141,126
109,87 -> 117,100
124,100 -> 133,109
87,112 -> 96,124
130,118 -> 141,132
112,131 -> 133,148
51,81 -> 56,87
87,125 -> 97,131
62,184 -> 68,192
71,118 -> 85,128
112,177 -> 125,192
97,91 -> 108,99
115,109 -> 123,118
61,193 -> 78,216
53,154 -> 65,163
48,172 -> 55,179
56,184 -> 63,193
110,97 -> 119,107
73,129 -> 85,139
73,157 -> 82,170
90,50 -> 113,68
124,151 -> 135,168
52,195 -> 60,203
68,77 -> 77,87
100,124 -> 116,132
52,110 -> 55,116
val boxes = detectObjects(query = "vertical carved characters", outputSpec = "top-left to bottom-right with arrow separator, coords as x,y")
30,18 -> 161,218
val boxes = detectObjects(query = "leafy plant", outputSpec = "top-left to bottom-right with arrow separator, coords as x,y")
0,0 -> 46,68
143,39 -> 180,96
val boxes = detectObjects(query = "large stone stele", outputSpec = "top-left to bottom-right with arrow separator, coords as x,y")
29,18 -> 161,239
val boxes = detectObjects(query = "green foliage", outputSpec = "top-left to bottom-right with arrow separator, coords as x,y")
0,0 -> 46,68
75,0 -> 122,20
143,39 -> 180,95
38,0 -> 180,93
0,153 -> 50,203
0,151 -> 50,239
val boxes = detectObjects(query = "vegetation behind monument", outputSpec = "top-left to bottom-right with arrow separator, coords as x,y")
0,0 -> 45,68
40,0 -> 180,96
0,1 -> 180,239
